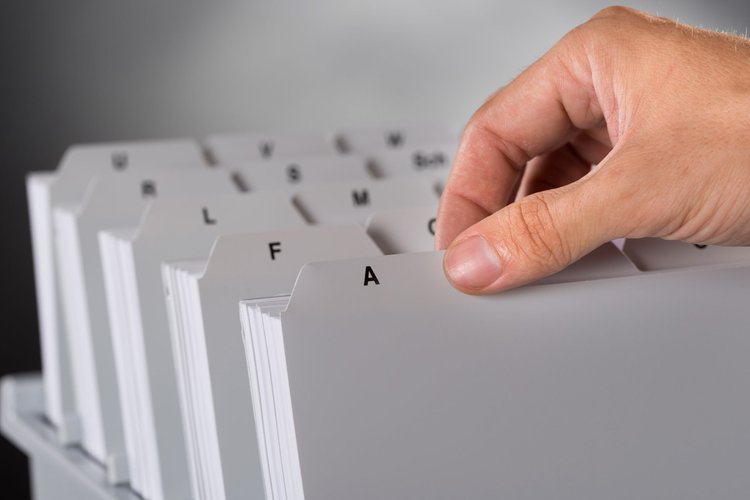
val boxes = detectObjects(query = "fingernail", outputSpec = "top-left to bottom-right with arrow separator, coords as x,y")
444,235 -> 502,290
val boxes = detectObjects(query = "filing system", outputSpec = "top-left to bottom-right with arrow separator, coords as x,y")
3,127 -> 750,500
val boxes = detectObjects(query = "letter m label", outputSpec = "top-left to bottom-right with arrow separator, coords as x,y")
352,189 -> 370,207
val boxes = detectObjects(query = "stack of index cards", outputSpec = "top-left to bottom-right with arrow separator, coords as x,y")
21,128 -> 458,500
239,251 -> 750,500
25,138 -> 209,468
52,168 -> 238,481
99,192 -> 305,500
162,225 -> 382,500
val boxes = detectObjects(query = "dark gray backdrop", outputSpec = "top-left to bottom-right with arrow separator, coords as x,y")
1,1 -> 748,497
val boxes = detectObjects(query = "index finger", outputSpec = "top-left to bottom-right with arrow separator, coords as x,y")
435,30 -> 608,249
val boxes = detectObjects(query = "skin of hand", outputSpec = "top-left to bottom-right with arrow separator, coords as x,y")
435,5 -> 750,294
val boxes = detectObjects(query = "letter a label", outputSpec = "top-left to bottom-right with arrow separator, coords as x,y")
363,265 -> 380,286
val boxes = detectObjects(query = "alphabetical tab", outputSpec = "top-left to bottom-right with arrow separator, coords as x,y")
366,204 -> 439,254
622,238 -> 750,271
205,132 -> 337,163
292,178 -> 439,226
59,138 -> 206,175
234,155 -> 371,191
336,126 -> 459,154
367,142 -> 457,178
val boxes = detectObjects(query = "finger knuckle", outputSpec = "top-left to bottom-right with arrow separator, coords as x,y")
503,194 -> 572,270
564,5 -> 640,47
558,14 -> 608,53
462,117 -> 529,173
559,21 -> 592,50
591,5 -> 638,21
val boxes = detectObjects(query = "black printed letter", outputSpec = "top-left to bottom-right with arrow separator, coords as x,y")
259,141 -> 275,159
141,180 -> 157,198
412,151 -> 446,170
286,164 -> 301,183
352,189 -> 370,207
428,217 -> 436,236
363,265 -> 380,286
202,207 -> 217,225
112,151 -> 128,170
269,241 -> 282,260
385,131 -> 404,148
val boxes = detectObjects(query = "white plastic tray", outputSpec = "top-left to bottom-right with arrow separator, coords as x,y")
0,374 -> 140,500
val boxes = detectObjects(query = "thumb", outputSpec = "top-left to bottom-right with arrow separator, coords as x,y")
442,180 -> 616,294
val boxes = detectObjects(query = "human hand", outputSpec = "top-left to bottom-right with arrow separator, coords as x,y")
436,6 -> 750,294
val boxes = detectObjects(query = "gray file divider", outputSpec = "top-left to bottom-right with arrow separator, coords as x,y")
101,192 -> 306,500
365,141 -> 457,178
364,203 -> 439,254
53,169 -> 238,483
336,125 -> 458,153
163,226 -> 382,500
27,172 -> 81,445
291,176 -> 440,225
268,252 -> 750,500
25,138 -> 205,446
233,154 -> 371,191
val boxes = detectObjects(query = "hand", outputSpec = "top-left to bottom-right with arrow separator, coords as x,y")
436,6 -> 750,294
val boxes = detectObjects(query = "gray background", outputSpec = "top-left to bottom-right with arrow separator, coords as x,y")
1,1 -> 748,497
